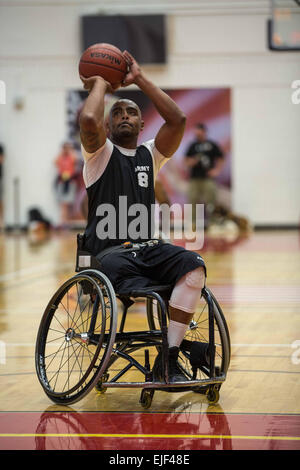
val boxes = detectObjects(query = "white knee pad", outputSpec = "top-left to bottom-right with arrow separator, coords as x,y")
169,267 -> 206,314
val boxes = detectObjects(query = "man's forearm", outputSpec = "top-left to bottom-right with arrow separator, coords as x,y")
135,74 -> 185,125
79,77 -> 109,152
80,78 -> 108,129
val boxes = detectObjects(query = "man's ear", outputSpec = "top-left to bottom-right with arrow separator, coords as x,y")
140,120 -> 145,132
105,119 -> 110,136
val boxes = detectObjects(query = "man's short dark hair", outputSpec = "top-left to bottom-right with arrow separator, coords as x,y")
196,123 -> 206,131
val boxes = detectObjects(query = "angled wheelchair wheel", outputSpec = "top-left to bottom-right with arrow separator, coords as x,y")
147,287 -> 230,382
180,288 -> 230,379
35,270 -> 117,405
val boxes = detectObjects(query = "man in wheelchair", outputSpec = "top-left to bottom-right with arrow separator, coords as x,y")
79,50 -> 207,384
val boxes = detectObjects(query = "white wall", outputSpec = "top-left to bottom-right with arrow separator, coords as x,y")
0,0 -> 299,226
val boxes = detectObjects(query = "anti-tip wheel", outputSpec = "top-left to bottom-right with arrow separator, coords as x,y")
95,373 -> 109,394
206,385 -> 220,405
140,389 -> 154,409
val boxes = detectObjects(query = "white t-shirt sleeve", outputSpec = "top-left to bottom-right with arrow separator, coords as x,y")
141,139 -> 169,181
81,139 -> 114,188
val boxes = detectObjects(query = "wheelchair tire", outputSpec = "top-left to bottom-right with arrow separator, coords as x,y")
35,270 -> 117,405
146,287 -> 230,381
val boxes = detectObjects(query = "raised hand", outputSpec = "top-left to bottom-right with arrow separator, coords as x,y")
80,75 -> 120,94
122,50 -> 143,87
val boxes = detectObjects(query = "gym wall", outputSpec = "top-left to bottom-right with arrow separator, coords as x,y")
0,0 -> 299,227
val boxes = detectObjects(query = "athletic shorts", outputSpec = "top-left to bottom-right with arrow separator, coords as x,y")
98,241 -> 206,295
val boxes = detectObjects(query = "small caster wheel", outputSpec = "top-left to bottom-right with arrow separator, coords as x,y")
206,385 -> 220,405
140,389 -> 154,409
95,372 -> 109,394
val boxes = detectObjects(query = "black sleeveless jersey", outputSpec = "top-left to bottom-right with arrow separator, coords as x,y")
84,142 -> 156,255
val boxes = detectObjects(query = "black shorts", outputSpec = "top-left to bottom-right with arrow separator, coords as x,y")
98,241 -> 206,295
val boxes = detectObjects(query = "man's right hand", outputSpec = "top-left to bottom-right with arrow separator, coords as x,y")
122,51 -> 143,87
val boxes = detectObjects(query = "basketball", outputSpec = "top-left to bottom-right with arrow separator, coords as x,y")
79,43 -> 127,86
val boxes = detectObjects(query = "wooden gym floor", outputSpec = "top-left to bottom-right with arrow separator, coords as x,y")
0,229 -> 299,450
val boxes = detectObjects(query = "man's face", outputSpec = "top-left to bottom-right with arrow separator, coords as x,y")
62,143 -> 72,152
195,127 -> 206,141
108,99 -> 144,142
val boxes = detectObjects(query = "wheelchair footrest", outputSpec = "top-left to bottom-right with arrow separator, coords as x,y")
102,375 -> 226,389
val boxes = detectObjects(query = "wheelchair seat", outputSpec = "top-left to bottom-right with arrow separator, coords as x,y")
75,232 -> 174,297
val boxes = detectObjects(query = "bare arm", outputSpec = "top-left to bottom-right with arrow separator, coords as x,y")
185,155 -> 199,168
123,51 -> 186,158
207,157 -> 225,177
79,76 -> 114,154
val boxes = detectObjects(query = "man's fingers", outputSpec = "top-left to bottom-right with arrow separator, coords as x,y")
123,50 -> 134,65
80,75 -> 113,92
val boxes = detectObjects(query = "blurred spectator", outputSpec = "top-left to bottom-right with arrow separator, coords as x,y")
184,123 -> 224,228
0,144 -> 4,230
54,142 -> 78,227
27,207 -> 51,244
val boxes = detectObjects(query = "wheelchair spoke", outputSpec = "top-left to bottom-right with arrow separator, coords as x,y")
62,343 -> 86,393
70,292 -> 91,331
72,337 -> 95,363
59,298 -> 76,330
51,310 -> 69,334
44,339 -> 67,374
47,332 -> 66,342
70,340 -> 87,386
74,304 -> 96,333
47,341 -> 84,391
48,341 -> 69,391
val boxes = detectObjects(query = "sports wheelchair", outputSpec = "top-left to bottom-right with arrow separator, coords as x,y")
35,235 -> 231,409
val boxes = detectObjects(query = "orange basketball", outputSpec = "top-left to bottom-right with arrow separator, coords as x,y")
79,43 -> 127,86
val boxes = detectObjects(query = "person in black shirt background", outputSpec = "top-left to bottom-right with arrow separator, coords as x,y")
185,123 -> 224,228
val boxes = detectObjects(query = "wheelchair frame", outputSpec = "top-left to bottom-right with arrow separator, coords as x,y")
35,236 -> 231,409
